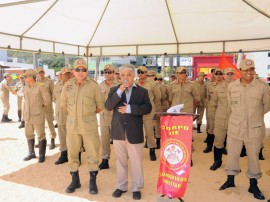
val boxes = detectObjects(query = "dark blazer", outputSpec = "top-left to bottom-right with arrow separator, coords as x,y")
105,84 -> 152,144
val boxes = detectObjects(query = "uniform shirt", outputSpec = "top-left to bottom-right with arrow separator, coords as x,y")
23,82 -> 51,124
0,79 -> 14,97
206,81 -> 223,118
227,79 -> 270,141
60,77 -> 104,134
208,82 -> 230,129
168,80 -> 200,114
14,80 -> 25,97
99,78 -> 121,126
53,80 -> 67,125
194,80 -> 207,107
155,82 -> 166,112
37,77 -> 54,99
136,77 -> 161,117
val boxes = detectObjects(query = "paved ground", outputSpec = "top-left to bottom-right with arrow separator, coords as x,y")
0,95 -> 270,202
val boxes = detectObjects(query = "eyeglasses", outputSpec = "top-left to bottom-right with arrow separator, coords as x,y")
74,68 -> 87,72
157,78 -> 163,81
104,71 -> 113,74
176,71 -> 186,74
137,70 -> 145,74
215,73 -> 223,76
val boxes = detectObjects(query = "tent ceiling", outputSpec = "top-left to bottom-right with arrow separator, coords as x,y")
0,0 -> 270,56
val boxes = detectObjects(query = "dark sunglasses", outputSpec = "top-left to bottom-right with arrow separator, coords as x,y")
104,71 -> 113,74
137,70 -> 145,74
74,68 -> 87,72
157,78 -> 163,81
176,71 -> 186,74
215,73 -> 223,76
147,75 -> 155,77
38,71 -> 45,74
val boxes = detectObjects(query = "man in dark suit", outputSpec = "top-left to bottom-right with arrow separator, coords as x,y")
105,64 -> 152,200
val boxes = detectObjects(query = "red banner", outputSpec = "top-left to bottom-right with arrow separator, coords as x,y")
157,115 -> 193,198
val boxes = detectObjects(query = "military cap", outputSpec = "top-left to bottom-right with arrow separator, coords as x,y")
36,67 -> 44,73
239,59 -> 255,70
198,72 -> 206,76
176,66 -> 187,73
148,70 -> 157,77
22,69 -> 37,76
104,64 -> 115,72
224,68 -> 235,74
55,71 -> 62,76
74,59 -> 87,69
138,66 -> 148,72
4,73 -> 10,77
61,67 -> 72,74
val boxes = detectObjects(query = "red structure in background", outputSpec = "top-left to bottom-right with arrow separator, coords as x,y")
192,55 -> 235,79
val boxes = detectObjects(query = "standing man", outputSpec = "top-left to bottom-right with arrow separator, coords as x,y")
53,67 -> 72,165
209,68 -> 234,171
114,68 -> 121,81
14,75 -> 25,122
36,67 -> 57,150
105,64 -> 152,200
220,59 -> 270,200
61,59 -> 103,195
136,66 -> 161,161
168,67 -> 200,114
0,73 -> 16,122
194,72 -> 207,133
22,69 -> 51,163
99,64 -> 121,169
204,69 -> 223,153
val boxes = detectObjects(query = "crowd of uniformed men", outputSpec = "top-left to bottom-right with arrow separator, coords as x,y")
0,58 -> 270,201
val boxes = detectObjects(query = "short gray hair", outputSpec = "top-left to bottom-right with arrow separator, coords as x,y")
119,64 -> 135,74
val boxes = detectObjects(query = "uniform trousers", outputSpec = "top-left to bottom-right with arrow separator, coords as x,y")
193,106 -> 205,125
100,125 -> 111,159
25,122 -> 46,141
213,127 -> 227,149
0,94 -> 10,115
17,96 -> 23,111
153,119 -> 161,138
67,131 -> 100,172
44,104 -> 57,139
143,117 -> 156,148
226,136 -> 262,179
57,124 -> 67,151
114,140 -> 144,192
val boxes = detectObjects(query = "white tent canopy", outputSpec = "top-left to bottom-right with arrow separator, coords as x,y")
0,0 -> 270,56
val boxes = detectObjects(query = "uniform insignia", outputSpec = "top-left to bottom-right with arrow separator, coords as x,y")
245,60 -> 252,66
66,85 -> 72,91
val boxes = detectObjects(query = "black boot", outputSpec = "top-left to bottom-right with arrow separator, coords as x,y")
18,121 -> 25,129
99,159 -> 109,170
18,110 -> 22,122
66,171 -> 81,193
240,145 -> 247,157
150,148 -> 157,161
203,134 -> 214,153
55,150 -> 68,165
1,115 -> 11,122
210,147 -> 223,171
197,124 -> 202,133
49,138 -> 55,150
23,139 -> 36,161
259,148 -> 265,160
204,132 -> 209,143
54,123 -> 58,128
156,138 -> 160,149
220,175 -> 235,190
248,178 -> 265,200
38,139 -> 47,163
89,171 -> 98,194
